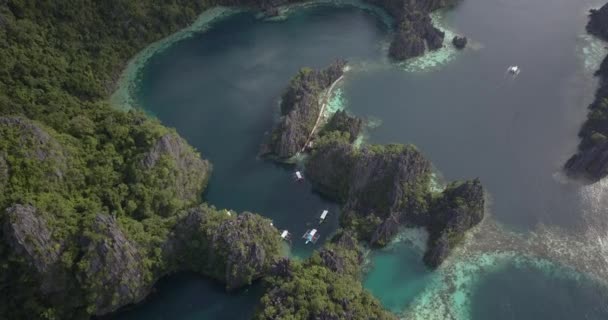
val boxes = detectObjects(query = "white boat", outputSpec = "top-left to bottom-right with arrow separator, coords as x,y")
507,65 -> 520,75
319,210 -> 329,224
302,229 -> 320,244
280,230 -> 291,241
294,171 -> 303,181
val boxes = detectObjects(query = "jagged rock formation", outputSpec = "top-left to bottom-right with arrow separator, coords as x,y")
566,4 -> 608,181
165,206 -> 282,290
306,134 -> 485,268
366,0 -> 456,60
452,35 -> 467,49
78,214 -> 149,315
3,205 -> 64,295
139,132 -> 212,211
588,3 -> 608,40
260,60 -> 347,159
423,179 -> 484,268
322,110 -> 364,144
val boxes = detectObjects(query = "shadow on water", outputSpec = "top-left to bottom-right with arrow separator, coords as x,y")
99,273 -> 263,320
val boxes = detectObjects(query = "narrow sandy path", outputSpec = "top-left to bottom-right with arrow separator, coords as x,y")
300,74 -> 344,152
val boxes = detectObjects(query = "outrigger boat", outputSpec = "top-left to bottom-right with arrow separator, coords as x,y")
294,171 -> 304,182
302,229 -> 320,244
280,230 -> 291,241
319,210 -> 329,224
507,65 -> 520,75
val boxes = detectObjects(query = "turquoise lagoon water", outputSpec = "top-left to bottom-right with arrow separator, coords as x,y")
109,1 -> 608,319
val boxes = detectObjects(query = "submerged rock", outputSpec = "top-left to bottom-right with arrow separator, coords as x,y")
261,60 -> 347,160
452,36 -> 468,49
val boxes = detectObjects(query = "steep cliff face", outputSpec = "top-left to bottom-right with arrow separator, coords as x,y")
423,179 -> 484,268
367,0 -> 457,61
261,60 -> 346,159
138,132 -> 212,215
3,205 -> 64,294
566,6 -> 608,181
78,214 -> 149,315
588,3 -> 608,41
306,136 -> 484,268
307,141 -> 432,236
165,206 -> 282,290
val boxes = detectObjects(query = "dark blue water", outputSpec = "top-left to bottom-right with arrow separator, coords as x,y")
110,1 -> 608,319
472,264 -> 608,320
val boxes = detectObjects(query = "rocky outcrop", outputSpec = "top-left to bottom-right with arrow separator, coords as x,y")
306,136 -> 484,268
323,110 -> 364,143
588,3 -> 608,41
3,205 -> 64,294
566,6 -> 608,181
0,116 -> 67,181
261,60 -> 347,160
307,142 -> 432,224
142,132 -> 212,203
366,0 -> 456,61
317,231 -> 362,275
452,36 -> 467,49
423,179 -> 484,268
78,214 -> 149,315
0,152 -> 8,190
565,141 -> 608,180
165,206 -> 282,290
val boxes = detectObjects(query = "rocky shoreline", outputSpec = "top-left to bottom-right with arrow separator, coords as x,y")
304,132 -> 485,268
260,60 -> 348,160
260,60 -> 485,268
0,0 -> 467,318
565,3 -> 608,181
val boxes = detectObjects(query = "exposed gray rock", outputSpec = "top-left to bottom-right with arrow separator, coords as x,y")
424,179 -> 485,268
78,214 -> 149,315
306,137 -> 485,268
3,205 -> 62,294
323,110 -> 364,143
565,141 -> 608,181
142,132 -> 212,204
262,60 -> 347,159
588,3 -> 608,41
165,206 -> 281,290
452,36 -> 468,49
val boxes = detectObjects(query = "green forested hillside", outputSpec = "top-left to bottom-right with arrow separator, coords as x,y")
0,1 -> 278,319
